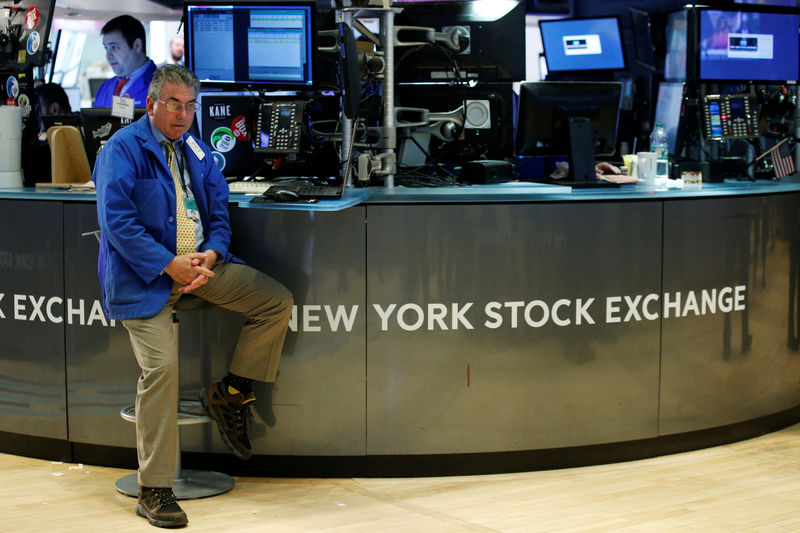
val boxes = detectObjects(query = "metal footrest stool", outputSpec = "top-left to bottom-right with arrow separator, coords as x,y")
116,399 -> 235,499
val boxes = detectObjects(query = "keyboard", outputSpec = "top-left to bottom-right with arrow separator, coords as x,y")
227,181 -> 271,194
280,183 -> 340,197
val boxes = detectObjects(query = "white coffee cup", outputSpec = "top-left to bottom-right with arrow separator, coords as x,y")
637,152 -> 657,189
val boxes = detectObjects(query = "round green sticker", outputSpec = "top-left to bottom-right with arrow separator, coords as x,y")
210,127 -> 235,153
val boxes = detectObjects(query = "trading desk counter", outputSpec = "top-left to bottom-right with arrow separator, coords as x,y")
2,178 -> 800,476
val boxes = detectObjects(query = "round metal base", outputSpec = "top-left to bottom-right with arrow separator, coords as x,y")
115,470 -> 235,500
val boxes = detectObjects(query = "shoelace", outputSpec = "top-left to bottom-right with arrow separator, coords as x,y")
241,405 -> 253,431
152,487 -> 177,506
230,404 -> 253,435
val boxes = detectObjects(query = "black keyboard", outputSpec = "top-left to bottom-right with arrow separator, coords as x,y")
250,179 -> 343,203
283,184 -> 338,196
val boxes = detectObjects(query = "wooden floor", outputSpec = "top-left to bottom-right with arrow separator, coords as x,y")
4,424 -> 800,532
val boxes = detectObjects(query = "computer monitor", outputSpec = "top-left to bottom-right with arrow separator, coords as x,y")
654,82 -> 684,155
629,7 -> 656,71
197,94 -> 257,178
41,112 -> 81,133
664,10 -> 687,82
539,17 -> 626,73
698,6 -> 800,83
183,1 -> 317,92
393,0 -> 525,83
525,0 -> 571,15
80,108 -> 146,168
734,0 -> 798,6
515,81 -> 622,183
338,22 -> 360,120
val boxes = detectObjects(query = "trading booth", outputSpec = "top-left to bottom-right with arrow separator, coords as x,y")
2,0 -> 800,477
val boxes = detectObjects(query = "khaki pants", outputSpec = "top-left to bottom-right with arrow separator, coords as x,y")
122,262 -> 293,487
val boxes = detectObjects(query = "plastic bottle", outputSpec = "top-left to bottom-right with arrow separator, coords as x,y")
650,123 -> 669,179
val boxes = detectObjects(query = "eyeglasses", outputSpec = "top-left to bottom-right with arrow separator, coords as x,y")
157,98 -> 200,113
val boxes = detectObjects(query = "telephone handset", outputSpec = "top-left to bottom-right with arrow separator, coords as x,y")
253,100 -> 305,154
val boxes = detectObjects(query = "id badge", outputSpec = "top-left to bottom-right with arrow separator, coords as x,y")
112,95 -> 135,120
184,198 -> 200,221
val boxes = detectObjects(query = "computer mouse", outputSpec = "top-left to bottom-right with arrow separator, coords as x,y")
274,189 -> 300,202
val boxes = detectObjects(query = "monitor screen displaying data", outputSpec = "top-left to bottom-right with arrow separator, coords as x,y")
654,82 -> 684,154
184,1 -> 316,91
699,8 -> 799,82
539,17 -> 626,72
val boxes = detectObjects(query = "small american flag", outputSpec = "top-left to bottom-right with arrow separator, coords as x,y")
772,140 -> 796,178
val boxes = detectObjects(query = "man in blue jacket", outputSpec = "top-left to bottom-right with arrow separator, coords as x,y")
94,15 -> 157,107
95,65 -> 293,528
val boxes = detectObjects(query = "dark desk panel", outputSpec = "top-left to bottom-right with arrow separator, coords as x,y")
62,203 -> 367,456
0,200 -> 66,440
661,193 -> 800,434
365,202 -> 662,454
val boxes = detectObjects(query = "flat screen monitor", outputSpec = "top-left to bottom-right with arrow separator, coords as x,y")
526,0 -> 571,15
393,0 -> 525,83
698,7 -> 800,83
664,10 -> 687,82
734,0 -> 798,5
338,22 -> 360,119
197,93 -> 257,178
80,107 -> 147,168
183,1 -> 317,92
539,17 -> 626,73
629,7 -> 656,70
515,81 -> 621,182
654,82 -> 684,154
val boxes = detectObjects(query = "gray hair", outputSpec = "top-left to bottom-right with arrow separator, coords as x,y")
148,64 -> 199,101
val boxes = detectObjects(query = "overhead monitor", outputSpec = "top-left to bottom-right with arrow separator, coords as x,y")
664,10 -> 687,82
698,6 -> 800,83
515,81 -> 621,183
539,17 -> 626,73
629,7 -> 656,70
183,1 -> 317,92
525,0 -> 571,15
734,0 -> 798,5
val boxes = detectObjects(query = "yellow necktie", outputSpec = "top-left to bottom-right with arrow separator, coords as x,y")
162,141 -> 196,256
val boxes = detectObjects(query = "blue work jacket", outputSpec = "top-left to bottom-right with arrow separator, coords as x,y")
93,59 -> 157,108
95,114 -> 238,320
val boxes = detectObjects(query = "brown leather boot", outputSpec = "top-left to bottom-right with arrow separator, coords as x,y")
136,486 -> 188,528
201,381 -> 255,459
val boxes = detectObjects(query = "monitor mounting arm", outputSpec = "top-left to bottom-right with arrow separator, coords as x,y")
393,25 -> 470,53
395,105 -> 465,141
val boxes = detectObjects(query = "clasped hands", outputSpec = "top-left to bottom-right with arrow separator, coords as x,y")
165,250 -> 218,293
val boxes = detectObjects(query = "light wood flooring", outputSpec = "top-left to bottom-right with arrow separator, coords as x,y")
4,424 -> 800,532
